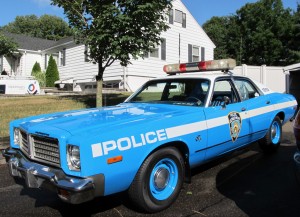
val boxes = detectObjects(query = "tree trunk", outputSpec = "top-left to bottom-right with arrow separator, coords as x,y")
96,79 -> 103,107
96,61 -> 104,107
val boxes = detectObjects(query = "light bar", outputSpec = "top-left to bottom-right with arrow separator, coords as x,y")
163,59 -> 236,74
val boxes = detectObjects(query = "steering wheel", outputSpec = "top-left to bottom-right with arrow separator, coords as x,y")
186,96 -> 202,106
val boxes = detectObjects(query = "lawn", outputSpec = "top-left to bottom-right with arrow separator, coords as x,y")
0,93 -> 131,144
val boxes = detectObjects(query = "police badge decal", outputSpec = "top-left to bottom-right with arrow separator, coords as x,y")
228,112 -> 242,142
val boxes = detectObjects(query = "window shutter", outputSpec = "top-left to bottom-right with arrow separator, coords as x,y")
182,13 -> 186,28
169,9 -> 174,24
84,45 -> 89,62
44,54 -> 48,69
201,47 -> 205,61
188,44 -> 192,62
62,48 -> 66,66
161,38 -> 166,60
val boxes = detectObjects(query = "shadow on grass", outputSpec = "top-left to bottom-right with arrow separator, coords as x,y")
58,93 -> 130,108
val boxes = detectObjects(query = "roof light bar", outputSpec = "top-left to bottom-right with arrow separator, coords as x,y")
163,59 -> 236,74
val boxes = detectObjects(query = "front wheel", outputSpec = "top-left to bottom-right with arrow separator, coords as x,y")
128,147 -> 184,213
259,116 -> 282,153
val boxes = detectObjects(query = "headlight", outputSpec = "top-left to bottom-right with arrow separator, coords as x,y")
67,145 -> 81,171
14,128 -> 20,145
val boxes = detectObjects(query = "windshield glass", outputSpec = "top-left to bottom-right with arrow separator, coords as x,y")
127,78 -> 210,106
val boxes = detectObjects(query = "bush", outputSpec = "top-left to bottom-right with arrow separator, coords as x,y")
31,61 -> 42,77
31,61 -> 46,87
45,55 -> 59,87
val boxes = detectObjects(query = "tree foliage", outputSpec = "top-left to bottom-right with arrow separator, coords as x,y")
203,0 -> 299,66
31,61 -> 46,87
45,55 -> 59,87
0,32 -> 18,57
31,61 -> 42,77
1,15 -> 73,40
51,0 -> 172,106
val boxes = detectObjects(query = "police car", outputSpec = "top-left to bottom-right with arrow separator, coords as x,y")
2,59 -> 298,213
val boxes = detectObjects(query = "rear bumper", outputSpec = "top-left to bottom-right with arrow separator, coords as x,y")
1,148 -> 104,204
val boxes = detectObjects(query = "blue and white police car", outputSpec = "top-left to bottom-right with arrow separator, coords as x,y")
2,59 -> 298,213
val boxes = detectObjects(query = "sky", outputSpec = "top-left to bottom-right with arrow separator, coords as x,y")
0,0 -> 299,27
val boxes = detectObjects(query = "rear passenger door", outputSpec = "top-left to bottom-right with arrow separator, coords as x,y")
233,78 -> 273,142
204,78 -> 250,160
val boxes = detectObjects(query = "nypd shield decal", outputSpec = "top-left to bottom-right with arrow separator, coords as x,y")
228,112 -> 242,142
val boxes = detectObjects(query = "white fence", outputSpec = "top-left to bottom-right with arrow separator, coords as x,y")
232,64 -> 286,93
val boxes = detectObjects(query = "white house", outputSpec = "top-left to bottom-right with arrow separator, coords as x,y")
1,0 -> 215,92
0,32 -> 58,76
44,0 -> 216,92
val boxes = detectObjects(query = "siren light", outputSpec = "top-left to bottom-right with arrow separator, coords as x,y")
163,59 -> 236,75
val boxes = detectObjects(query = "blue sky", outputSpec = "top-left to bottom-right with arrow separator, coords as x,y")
0,0 -> 298,27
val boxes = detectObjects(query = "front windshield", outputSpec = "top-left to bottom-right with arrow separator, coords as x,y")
127,78 -> 210,106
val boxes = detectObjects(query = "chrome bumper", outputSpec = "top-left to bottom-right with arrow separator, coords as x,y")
1,148 -> 104,204
294,151 -> 300,183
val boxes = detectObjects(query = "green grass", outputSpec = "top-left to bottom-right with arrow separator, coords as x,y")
0,93 -> 131,142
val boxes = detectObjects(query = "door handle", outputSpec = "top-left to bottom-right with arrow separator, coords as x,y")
241,107 -> 246,111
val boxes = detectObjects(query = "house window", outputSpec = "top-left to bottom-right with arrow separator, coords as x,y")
150,47 -> 159,58
192,46 -> 199,62
188,45 -> 203,62
174,9 -> 186,28
60,48 -> 66,66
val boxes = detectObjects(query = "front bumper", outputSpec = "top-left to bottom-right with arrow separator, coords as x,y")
1,148 -> 104,204
294,151 -> 300,184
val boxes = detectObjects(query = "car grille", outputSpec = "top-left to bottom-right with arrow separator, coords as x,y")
19,130 -> 60,167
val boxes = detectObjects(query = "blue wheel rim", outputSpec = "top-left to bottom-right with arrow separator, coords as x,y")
149,158 -> 179,201
271,121 -> 280,144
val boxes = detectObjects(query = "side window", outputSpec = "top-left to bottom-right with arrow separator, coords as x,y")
234,79 -> 260,101
210,80 -> 238,106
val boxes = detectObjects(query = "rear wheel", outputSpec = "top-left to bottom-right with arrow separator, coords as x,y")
259,116 -> 282,153
128,147 -> 184,213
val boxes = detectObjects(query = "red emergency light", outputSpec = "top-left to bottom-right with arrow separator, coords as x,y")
163,59 -> 236,75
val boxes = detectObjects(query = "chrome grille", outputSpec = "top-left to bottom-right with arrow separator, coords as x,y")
20,130 -> 30,156
18,130 -> 60,167
32,135 -> 60,167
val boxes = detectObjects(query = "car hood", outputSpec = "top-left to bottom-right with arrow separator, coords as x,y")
18,103 -> 196,136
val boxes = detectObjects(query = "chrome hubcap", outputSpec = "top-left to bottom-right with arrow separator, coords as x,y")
154,168 -> 170,190
271,125 -> 277,139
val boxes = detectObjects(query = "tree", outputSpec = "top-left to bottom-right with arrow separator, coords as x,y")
236,0 -> 294,65
203,16 -> 241,64
0,32 -> 18,57
1,15 -> 73,40
31,61 -> 46,87
45,55 -> 59,87
51,0 -> 172,107
203,0 -> 297,66
31,61 -> 42,77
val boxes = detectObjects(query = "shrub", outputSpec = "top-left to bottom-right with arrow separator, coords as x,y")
45,55 -> 59,87
31,61 -> 42,77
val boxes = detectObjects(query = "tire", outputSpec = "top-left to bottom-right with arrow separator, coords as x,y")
259,116 -> 282,153
128,147 -> 184,213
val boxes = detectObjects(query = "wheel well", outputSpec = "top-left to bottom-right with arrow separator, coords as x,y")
150,141 -> 191,183
276,111 -> 285,121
